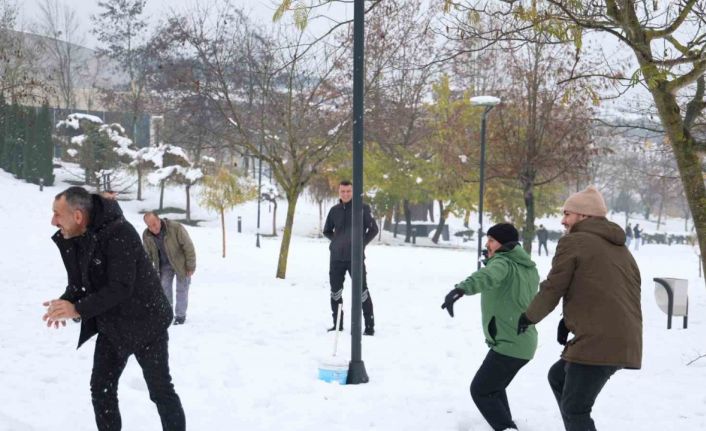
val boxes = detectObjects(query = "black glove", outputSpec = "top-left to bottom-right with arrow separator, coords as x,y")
517,313 -> 533,335
441,288 -> 465,317
557,318 -> 569,345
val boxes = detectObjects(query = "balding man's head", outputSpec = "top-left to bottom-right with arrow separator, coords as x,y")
143,212 -> 162,235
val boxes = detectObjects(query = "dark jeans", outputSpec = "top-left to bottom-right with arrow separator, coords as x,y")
91,332 -> 185,431
548,359 -> 619,431
538,241 -> 549,256
329,259 -> 374,328
470,350 -> 528,431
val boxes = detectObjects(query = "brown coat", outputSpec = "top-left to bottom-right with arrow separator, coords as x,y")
525,217 -> 642,369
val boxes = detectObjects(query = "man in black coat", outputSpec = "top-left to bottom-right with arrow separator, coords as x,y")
43,187 -> 185,431
536,224 -> 549,256
323,180 -> 378,335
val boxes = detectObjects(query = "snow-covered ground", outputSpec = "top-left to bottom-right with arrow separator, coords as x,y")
1,167 -> 705,430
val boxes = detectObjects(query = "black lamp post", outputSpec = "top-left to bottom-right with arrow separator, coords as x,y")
470,96 -> 500,270
347,0 -> 368,385
256,139 -> 263,248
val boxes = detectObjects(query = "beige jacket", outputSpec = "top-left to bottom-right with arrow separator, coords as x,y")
142,219 -> 196,279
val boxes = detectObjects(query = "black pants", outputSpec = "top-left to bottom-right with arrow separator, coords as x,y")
91,332 -> 185,431
538,241 -> 549,256
329,259 -> 374,328
470,350 -> 528,431
548,359 -> 619,431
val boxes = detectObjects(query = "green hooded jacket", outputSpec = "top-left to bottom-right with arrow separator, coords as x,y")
455,245 -> 539,360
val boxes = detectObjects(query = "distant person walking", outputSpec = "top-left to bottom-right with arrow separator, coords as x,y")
143,212 -> 196,325
536,224 -> 549,256
323,180 -> 378,335
625,222 -> 633,248
633,224 -> 642,251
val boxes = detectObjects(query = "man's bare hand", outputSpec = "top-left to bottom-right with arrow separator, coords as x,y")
42,300 -> 79,328
186,270 -> 195,278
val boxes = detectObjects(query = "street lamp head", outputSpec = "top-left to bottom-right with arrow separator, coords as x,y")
470,96 -> 501,107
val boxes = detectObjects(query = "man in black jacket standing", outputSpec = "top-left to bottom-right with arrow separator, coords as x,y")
323,180 -> 378,335
43,187 -> 185,431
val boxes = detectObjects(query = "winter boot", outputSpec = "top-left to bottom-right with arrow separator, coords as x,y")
327,311 -> 344,332
363,314 -> 375,336
174,316 -> 186,325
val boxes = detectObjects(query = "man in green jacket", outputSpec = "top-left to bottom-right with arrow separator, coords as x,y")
143,212 -> 196,325
442,223 -> 539,431
517,186 -> 642,431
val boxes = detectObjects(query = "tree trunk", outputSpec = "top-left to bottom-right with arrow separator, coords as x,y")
656,195 -> 664,231
220,208 -> 226,258
651,87 -> 706,287
137,165 -> 143,200
186,184 -> 191,223
276,190 -> 299,279
159,180 -> 165,211
403,199 -> 412,243
271,199 -> 278,236
463,209 -> 470,228
431,200 -> 447,244
317,199 -> 323,238
393,203 -> 400,238
522,181 -> 535,254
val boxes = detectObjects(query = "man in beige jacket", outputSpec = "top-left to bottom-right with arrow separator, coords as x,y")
143,212 -> 196,325
517,186 -> 642,431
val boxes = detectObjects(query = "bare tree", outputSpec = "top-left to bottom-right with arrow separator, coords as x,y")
163,2 -> 350,278
443,0 -> 706,286
36,0 -> 85,109
0,2 -> 46,100
489,39 -> 597,252
92,0 -> 153,150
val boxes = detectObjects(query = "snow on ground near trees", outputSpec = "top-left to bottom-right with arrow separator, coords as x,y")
0,168 -> 705,430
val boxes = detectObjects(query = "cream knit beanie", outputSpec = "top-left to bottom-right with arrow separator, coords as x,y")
563,186 -> 608,217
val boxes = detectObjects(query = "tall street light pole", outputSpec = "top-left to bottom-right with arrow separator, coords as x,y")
256,138 -> 263,248
348,0 -> 368,385
470,96 -> 500,270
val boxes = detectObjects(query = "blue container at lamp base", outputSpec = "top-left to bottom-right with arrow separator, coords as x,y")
318,362 -> 348,384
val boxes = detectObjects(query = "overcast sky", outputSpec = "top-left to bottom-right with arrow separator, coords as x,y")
20,0 -> 351,48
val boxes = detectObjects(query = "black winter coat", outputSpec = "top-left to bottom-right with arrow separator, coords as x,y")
323,200 -> 378,261
53,195 -> 172,355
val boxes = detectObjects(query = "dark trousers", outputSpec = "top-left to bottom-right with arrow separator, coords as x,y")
91,332 -> 185,431
548,359 -> 619,431
538,241 -> 549,256
329,259 -> 374,328
470,350 -> 528,431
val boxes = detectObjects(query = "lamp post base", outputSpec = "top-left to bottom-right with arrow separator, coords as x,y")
347,360 -> 369,384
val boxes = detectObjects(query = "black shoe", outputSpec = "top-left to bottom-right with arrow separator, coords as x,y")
174,316 -> 186,325
327,324 -> 343,332
363,327 -> 375,336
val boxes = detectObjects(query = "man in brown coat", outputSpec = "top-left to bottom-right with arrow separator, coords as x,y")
517,186 -> 642,431
143,212 -> 196,325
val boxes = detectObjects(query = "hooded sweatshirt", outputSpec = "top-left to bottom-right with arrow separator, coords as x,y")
455,244 -> 540,360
